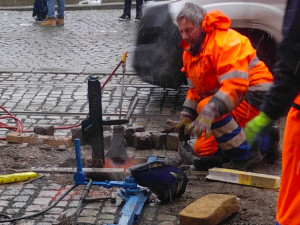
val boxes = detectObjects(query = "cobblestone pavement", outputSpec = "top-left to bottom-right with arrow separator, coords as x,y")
0,10 -> 138,72
0,7 -> 190,225
0,71 -> 187,138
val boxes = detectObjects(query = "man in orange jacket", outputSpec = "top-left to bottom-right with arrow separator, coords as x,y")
176,2 -> 277,170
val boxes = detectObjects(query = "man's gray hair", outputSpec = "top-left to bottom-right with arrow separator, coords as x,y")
176,2 -> 207,26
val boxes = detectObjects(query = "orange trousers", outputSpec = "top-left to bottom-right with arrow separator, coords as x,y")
276,94 -> 300,225
193,99 -> 259,156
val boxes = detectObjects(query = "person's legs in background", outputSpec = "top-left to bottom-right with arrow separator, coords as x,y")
119,0 -> 132,20
135,0 -> 143,20
41,0 -> 56,26
56,0 -> 65,26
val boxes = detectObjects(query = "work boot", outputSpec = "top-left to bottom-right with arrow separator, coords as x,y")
119,13 -> 131,21
41,17 -> 56,27
178,141 -> 195,165
193,156 -> 224,171
263,125 -> 280,164
55,17 -> 64,26
223,146 -> 263,171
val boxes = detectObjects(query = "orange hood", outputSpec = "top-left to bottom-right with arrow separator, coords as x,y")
202,10 -> 231,33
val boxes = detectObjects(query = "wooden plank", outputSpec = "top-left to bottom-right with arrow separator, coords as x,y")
6,132 -> 72,147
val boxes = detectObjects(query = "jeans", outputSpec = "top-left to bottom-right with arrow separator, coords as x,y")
124,0 -> 147,16
46,0 -> 65,19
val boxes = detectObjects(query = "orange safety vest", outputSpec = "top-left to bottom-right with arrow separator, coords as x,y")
180,9 -> 273,115
276,93 -> 300,225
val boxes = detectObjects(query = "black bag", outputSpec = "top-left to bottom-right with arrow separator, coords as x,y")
32,0 -> 48,21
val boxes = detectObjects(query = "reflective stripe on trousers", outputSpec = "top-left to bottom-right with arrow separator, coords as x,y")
211,114 -> 251,160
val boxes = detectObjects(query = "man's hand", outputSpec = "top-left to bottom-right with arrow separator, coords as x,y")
186,102 -> 217,138
177,112 -> 193,142
245,112 -> 273,146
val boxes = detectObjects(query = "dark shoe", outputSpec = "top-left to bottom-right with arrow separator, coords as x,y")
223,150 -> 263,171
135,14 -> 142,21
119,13 -> 131,21
264,125 -> 280,164
55,17 -> 64,26
34,16 -> 46,22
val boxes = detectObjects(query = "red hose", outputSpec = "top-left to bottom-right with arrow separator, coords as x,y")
0,105 -> 28,140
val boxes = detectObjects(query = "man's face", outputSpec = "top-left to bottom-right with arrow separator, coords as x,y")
177,17 -> 202,47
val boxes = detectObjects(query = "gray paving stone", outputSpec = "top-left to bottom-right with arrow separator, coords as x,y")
38,191 -> 57,198
0,200 -> 9,207
99,214 -> 115,220
13,195 -> 31,202
12,202 -> 27,208
79,208 -> 98,217
33,198 -> 52,205
101,206 -> 118,214
26,204 -> 48,212
76,216 -> 97,224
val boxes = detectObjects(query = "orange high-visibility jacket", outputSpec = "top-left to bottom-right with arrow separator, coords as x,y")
180,10 -> 273,115
276,94 -> 300,225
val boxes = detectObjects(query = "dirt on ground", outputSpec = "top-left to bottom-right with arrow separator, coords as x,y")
0,118 -> 285,225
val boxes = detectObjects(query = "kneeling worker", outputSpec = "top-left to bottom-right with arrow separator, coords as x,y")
176,3 -> 278,170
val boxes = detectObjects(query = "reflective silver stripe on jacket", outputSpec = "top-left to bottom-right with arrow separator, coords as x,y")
248,55 -> 260,71
248,82 -> 273,92
183,99 -> 198,110
214,91 -> 235,112
212,117 -> 246,151
187,78 -> 194,88
218,70 -> 249,83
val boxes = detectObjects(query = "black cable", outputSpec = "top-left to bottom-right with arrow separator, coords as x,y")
0,184 -> 78,223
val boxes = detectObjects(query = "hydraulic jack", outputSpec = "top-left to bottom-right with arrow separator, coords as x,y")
73,138 -> 151,225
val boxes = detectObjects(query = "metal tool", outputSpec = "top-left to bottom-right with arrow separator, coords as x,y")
73,139 -> 151,225
81,76 -> 137,167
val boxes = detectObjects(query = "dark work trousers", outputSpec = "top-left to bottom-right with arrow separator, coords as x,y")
124,0 -> 147,16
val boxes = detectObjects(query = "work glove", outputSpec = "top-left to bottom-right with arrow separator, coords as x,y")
244,112 -> 273,146
185,102 -> 217,138
177,111 -> 193,142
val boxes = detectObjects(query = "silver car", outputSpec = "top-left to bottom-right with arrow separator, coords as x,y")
133,0 -> 286,89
